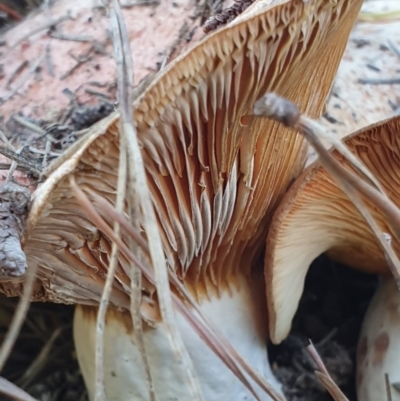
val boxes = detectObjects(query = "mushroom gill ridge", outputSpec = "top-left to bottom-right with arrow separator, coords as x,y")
265,116 -> 400,344
19,0 -> 363,307
132,0 -> 364,296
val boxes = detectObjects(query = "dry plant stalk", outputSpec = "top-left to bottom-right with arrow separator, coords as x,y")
93,1 -> 203,400
92,2 -> 155,401
253,93 -> 400,289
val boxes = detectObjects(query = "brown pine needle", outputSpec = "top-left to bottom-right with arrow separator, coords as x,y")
307,342 -> 349,401
0,265 -> 38,371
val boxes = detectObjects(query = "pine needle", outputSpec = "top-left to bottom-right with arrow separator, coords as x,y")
307,342 -> 349,401
0,264 -> 38,370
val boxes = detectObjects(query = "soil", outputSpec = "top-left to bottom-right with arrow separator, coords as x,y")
269,255 -> 378,401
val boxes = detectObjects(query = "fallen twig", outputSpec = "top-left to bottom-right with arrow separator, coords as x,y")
203,0 -> 254,33
60,47 -> 94,80
6,61 -> 28,89
0,15 -> 71,62
358,77 -> 400,85
388,40 -> 400,59
0,249 -> 38,371
0,146 -> 42,177
385,373 -> 393,401
49,31 -> 94,42
0,3 -> 22,21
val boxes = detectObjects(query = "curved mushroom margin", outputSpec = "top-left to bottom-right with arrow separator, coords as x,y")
265,116 -> 400,345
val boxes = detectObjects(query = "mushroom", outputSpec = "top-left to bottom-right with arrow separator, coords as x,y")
264,116 -> 400,399
0,0 -> 364,400
357,276 -> 400,401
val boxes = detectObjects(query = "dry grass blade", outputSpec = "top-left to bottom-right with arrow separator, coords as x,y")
106,1 -> 203,399
300,117 -> 385,194
385,373 -> 393,401
71,181 -> 285,401
0,376 -> 38,401
0,264 -> 38,371
253,93 -> 400,289
253,94 -> 383,194
93,123 -> 127,401
358,10 -> 400,22
306,342 -> 349,401
108,2 -> 155,398
16,326 -> 63,388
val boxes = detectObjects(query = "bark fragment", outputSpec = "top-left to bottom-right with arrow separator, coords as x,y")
0,182 -> 30,277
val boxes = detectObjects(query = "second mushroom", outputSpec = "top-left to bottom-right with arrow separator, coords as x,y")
265,116 -> 400,401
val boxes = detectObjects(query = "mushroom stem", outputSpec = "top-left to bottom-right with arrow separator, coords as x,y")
74,272 -> 283,401
357,277 -> 400,401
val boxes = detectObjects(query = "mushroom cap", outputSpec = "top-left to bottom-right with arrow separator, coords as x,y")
3,0 -> 363,307
265,116 -> 400,344
357,277 -> 400,401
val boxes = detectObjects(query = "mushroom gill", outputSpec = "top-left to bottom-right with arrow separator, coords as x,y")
265,116 -> 400,345
4,0 -> 364,399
